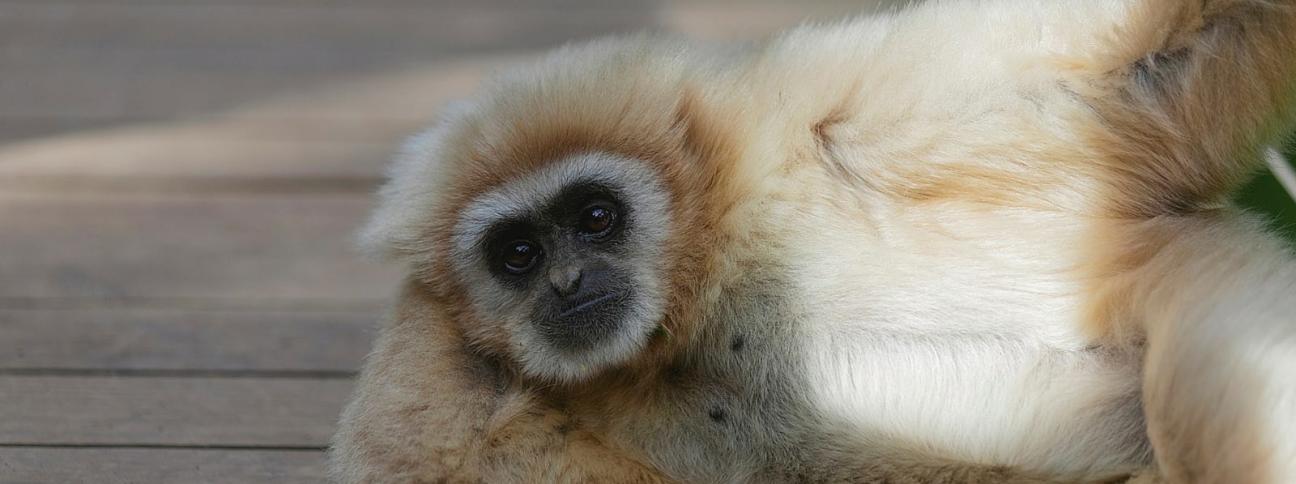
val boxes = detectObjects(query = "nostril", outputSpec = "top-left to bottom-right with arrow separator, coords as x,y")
550,267 -> 582,296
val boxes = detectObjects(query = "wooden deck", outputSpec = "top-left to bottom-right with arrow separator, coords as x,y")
0,1 -> 871,481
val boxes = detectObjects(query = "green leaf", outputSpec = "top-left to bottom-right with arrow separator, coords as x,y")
1235,138 -> 1296,244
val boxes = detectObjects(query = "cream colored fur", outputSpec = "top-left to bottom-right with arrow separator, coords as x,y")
333,0 -> 1296,482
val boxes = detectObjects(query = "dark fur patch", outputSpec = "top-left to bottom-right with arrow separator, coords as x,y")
708,406 -> 727,423
730,335 -> 745,352
1129,48 -> 1190,97
662,361 -> 688,385
811,109 -> 858,184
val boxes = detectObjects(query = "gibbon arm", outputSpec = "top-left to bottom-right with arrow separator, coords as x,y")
328,279 -> 667,483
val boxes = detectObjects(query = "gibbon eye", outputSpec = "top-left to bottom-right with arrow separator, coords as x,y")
501,240 -> 542,274
578,203 -> 617,238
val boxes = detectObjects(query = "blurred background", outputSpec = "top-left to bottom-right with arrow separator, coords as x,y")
0,1 -> 1292,482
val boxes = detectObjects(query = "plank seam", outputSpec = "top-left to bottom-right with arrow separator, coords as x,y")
0,297 -> 384,313
0,177 -> 383,195
0,443 -> 326,451
0,369 -> 357,379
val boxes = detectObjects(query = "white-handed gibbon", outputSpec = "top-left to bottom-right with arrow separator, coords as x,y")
331,0 -> 1296,482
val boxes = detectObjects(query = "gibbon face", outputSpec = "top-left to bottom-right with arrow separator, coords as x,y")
360,38 -> 736,383
447,153 -> 672,381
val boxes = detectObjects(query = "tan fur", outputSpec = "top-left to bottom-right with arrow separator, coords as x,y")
331,279 -> 670,483
334,0 -> 1296,482
1080,0 -> 1296,331
1075,2 -> 1296,479
1094,215 -> 1291,483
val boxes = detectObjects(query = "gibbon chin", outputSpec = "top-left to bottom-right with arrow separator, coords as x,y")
331,0 -> 1296,482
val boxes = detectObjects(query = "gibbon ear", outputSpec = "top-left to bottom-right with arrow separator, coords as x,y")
357,100 -> 476,263
1083,0 -> 1296,215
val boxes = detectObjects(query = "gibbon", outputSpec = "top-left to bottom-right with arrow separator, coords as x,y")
330,0 -> 1296,482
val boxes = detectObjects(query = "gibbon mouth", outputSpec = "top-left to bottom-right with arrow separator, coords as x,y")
558,291 -> 623,318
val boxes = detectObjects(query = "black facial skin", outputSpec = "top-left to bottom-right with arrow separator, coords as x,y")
484,182 -> 636,352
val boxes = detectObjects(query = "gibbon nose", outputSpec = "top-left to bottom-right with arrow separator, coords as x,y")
549,266 -> 583,297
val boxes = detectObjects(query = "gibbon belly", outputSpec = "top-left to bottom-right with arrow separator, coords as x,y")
802,331 -> 1150,475
579,293 -> 1149,481
576,261 -> 1147,482
782,205 -> 1153,477
591,194 -> 1152,480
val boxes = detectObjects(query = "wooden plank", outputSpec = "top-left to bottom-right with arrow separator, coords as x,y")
0,448 -> 326,483
0,61 -> 500,186
0,1 -> 650,124
0,4 -> 657,53
0,57 -> 506,183
0,308 -> 373,372
0,376 -> 352,446
0,58 -> 506,185
0,192 -> 400,303
0,117 -> 148,144
0,115 -> 418,145
0,54 -> 501,122
0,0 -> 667,7
0,0 -> 867,8
0,121 -> 397,184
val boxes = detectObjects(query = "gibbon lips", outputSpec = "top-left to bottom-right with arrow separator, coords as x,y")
558,291 -> 621,319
